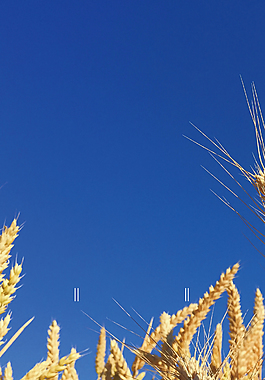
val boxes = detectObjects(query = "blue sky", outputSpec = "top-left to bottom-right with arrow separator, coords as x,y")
1,1 -> 265,379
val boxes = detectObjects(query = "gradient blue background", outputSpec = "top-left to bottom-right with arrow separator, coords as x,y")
1,1 -> 265,378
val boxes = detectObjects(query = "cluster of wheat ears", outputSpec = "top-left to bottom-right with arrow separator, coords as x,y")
1,79 -> 265,380
93,78 -> 265,380
0,218 -> 81,380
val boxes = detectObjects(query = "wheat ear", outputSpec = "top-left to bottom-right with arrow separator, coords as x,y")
173,263 -> 240,358
226,280 -> 249,380
110,339 -> 132,380
3,362 -> 12,380
0,219 -> 23,315
132,303 -> 198,375
0,219 -> 19,277
243,288 -> 264,380
61,348 -> 79,380
104,351 -> 117,380
0,312 -> 11,346
185,80 -> 265,249
47,320 -> 60,365
0,261 -> 23,315
39,350 -> 81,380
46,320 -> 60,380
131,317 -> 153,377
210,323 -> 222,375
95,326 -> 106,379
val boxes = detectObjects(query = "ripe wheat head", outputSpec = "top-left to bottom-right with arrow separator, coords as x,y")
184,78 -> 265,250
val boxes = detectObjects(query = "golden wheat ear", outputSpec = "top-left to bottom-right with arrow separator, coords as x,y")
0,218 -> 82,379
185,78 -> 265,250
210,323 -> 222,375
95,326 -> 106,379
171,263 -> 240,360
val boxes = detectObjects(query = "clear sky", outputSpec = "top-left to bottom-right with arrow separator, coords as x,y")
1,1 -> 265,379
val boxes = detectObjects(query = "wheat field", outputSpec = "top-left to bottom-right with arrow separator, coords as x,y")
1,82 -> 265,380
92,81 -> 265,380
3,216 -> 264,380
93,262 -> 265,380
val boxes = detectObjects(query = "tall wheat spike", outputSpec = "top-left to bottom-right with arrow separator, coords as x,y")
184,78 -> 265,251
96,327 -> 106,379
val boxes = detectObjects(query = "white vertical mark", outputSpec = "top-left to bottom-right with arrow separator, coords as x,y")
74,288 -> 80,302
184,287 -> 189,302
